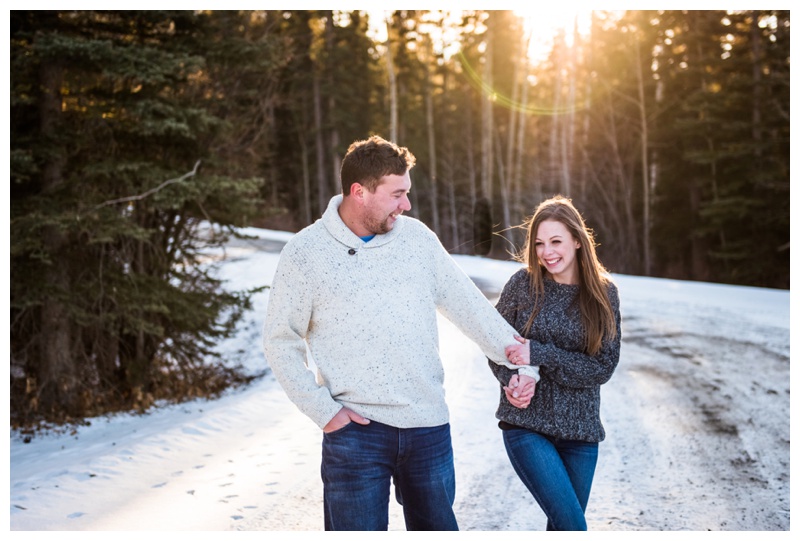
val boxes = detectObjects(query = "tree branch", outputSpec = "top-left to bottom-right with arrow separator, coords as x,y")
93,160 -> 201,210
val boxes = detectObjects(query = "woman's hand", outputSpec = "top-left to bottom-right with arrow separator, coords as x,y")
504,374 -> 536,408
505,335 -> 530,365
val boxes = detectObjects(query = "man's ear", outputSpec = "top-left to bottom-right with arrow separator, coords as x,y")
349,182 -> 365,201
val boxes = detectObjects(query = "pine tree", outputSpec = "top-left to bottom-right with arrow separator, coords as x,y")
10,11 -> 270,424
649,10 -> 789,287
695,10 -> 790,287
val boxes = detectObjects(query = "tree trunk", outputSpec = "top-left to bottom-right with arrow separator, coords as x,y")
501,36 -> 520,249
634,36 -> 652,276
133,235 -> 148,389
513,33 -> 532,248
578,15 -> 596,205
549,37 -> 564,192
465,87 -> 478,254
689,180 -> 711,281
299,135 -> 312,224
441,67 -> 459,251
268,102 -> 279,208
37,57 -> 76,415
424,36 -> 440,234
494,134 -> 512,257
561,22 -> 578,197
480,17 -> 495,256
446,175 -> 458,251
505,44 -> 520,193
385,16 -> 398,143
325,14 -> 341,196
313,72 -> 327,212
466,86 -> 477,207
481,16 -> 494,202
751,10 -> 763,158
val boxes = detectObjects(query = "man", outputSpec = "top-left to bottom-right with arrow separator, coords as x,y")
262,135 -> 539,531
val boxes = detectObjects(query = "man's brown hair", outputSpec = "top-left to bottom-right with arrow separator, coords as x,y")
340,135 -> 416,194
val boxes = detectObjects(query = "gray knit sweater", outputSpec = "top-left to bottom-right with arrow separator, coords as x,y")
490,268 -> 621,442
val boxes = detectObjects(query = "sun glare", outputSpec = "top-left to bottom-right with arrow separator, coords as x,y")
364,8 -> 602,67
514,8 -> 594,62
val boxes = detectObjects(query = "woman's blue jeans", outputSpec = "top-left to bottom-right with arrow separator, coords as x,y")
321,420 -> 458,531
502,427 -> 599,531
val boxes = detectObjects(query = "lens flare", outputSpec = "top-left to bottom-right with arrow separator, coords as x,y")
456,51 -> 586,116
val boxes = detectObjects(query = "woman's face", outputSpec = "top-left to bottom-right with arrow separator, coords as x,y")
535,219 -> 581,285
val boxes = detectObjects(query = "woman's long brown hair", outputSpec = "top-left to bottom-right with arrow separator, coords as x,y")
515,195 -> 617,355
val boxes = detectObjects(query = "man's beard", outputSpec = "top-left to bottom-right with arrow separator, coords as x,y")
363,210 -> 394,235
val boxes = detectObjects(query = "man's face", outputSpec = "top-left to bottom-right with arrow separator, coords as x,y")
361,172 -> 412,235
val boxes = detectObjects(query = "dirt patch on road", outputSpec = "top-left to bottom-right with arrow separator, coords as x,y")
594,324 -> 790,530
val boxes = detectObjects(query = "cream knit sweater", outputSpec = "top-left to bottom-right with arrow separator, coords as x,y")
262,195 -> 539,429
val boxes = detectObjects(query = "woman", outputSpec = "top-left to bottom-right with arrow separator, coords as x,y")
491,195 -> 621,531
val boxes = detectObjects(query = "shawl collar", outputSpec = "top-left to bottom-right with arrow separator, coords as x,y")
321,194 -> 405,250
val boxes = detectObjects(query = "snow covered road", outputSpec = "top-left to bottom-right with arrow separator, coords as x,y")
9,230 -> 790,531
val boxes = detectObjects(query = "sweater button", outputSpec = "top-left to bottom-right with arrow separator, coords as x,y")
348,248 -> 356,255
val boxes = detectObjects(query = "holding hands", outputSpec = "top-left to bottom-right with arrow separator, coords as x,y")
504,374 -> 536,409
505,335 -> 530,366
504,336 -> 535,408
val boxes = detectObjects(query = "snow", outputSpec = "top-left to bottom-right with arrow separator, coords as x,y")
7,227 -> 792,533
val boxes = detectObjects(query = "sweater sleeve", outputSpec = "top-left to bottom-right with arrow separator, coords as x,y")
489,272 -> 527,385
262,245 -> 343,429
428,233 -> 540,381
534,283 -> 621,388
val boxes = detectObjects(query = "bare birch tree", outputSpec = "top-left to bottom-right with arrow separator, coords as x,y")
481,16 -> 494,203
634,35 -> 652,276
424,34 -> 440,234
325,13 -> 342,197
385,13 -> 398,143
313,72 -> 327,214
549,32 -> 565,193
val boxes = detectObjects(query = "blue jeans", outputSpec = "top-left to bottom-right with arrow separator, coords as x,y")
321,420 -> 458,531
502,427 -> 599,531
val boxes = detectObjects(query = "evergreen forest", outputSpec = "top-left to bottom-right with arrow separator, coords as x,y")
10,10 -> 790,424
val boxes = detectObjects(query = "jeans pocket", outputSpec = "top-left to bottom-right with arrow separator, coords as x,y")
323,420 -> 356,437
